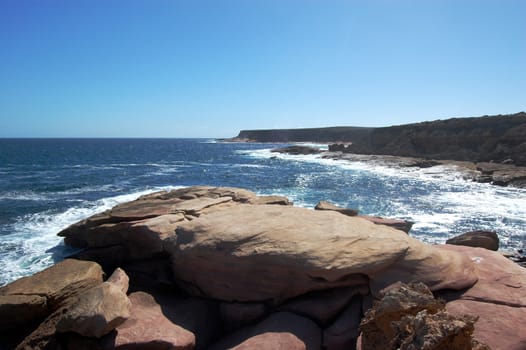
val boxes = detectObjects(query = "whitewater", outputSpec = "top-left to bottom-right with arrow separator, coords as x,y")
0,138 -> 524,286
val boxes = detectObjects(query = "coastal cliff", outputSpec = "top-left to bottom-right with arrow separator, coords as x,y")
232,112 -> 526,166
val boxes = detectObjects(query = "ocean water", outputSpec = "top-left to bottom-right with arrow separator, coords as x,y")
1,138 -> 525,286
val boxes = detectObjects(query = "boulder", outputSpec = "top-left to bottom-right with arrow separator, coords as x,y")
167,205 -> 476,302
55,282 -> 131,338
149,292 -> 221,350
359,282 -> 485,350
230,333 -> 307,350
360,282 -> 444,349
278,285 -> 368,326
106,267 -> 129,294
438,245 -> 526,349
323,296 -> 363,350
358,215 -> 413,233
57,187 -> 291,267
104,291 -> 195,350
208,312 -> 322,350
314,200 -> 358,216
0,294 -> 47,331
0,259 -> 103,329
392,309 -> 481,350
220,302 -> 268,331
446,230 -> 499,251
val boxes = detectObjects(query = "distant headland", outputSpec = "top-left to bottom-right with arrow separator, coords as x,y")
226,112 -> 526,166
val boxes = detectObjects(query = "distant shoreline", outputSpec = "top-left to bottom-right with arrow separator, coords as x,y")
225,112 -> 526,168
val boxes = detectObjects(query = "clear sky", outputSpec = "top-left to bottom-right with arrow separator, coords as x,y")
0,0 -> 525,138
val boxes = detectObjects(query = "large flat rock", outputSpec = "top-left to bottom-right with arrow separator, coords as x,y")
439,245 -> 526,350
168,205 -> 477,302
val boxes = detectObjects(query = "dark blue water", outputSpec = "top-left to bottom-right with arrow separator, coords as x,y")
1,138 -> 525,285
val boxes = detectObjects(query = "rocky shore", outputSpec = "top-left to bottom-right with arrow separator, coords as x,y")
267,145 -> 526,188
1,186 -> 525,349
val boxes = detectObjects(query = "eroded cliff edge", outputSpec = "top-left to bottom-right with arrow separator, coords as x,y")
231,112 -> 526,166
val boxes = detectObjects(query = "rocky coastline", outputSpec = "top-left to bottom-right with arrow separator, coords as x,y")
226,112 -> 526,188
1,186 -> 525,349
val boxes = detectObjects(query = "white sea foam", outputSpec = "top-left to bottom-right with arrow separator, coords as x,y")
242,148 -> 526,250
0,186 -> 182,286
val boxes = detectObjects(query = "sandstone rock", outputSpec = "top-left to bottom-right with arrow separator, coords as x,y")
0,259 -> 103,312
359,282 -> 486,350
122,257 -> 175,292
220,302 -> 268,331
55,282 -> 131,338
106,267 -> 129,294
254,195 -> 292,206
150,292 -> 221,350
105,291 -> 195,350
168,205 -> 476,302
314,200 -> 358,216
360,282 -> 444,349
208,312 -> 322,350
230,332 -> 307,350
323,296 -> 362,350
278,285 -> 368,326
0,294 -> 47,331
393,309 -> 479,350
437,245 -> 526,349
358,215 -> 413,233
57,187 -> 290,267
446,230 -> 499,251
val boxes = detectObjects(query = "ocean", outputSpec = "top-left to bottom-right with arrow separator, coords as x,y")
1,138 -> 525,286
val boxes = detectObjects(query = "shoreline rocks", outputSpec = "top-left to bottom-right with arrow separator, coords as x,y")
1,186 -> 525,349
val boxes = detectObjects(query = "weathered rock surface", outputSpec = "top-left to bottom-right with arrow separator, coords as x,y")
314,200 -> 358,216
9,186 -> 525,349
278,286 -> 368,326
359,282 -> 485,350
446,230 -> 500,251
168,204 -> 476,302
220,302 -> 268,331
358,215 -> 413,233
58,186 -> 291,269
0,259 -> 103,332
314,200 -> 413,233
208,312 -> 322,350
438,245 -> 526,349
106,267 -> 129,294
392,309 -> 481,350
105,291 -> 195,350
323,296 -> 363,350
55,282 -> 131,338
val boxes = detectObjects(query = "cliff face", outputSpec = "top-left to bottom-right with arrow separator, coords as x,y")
234,112 -> 526,165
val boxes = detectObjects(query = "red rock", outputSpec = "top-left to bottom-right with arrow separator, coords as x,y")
208,312 -> 321,350
106,267 -> 129,294
55,282 -> 131,338
169,205 -> 476,303
438,245 -> 526,349
109,291 -> 195,350
231,332 -> 306,350
446,231 -> 499,251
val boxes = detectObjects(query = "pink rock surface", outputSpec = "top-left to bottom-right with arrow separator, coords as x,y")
111,291 -> 195,350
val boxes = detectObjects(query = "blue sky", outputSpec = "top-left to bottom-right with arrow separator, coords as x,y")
1,1 -> 525,138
